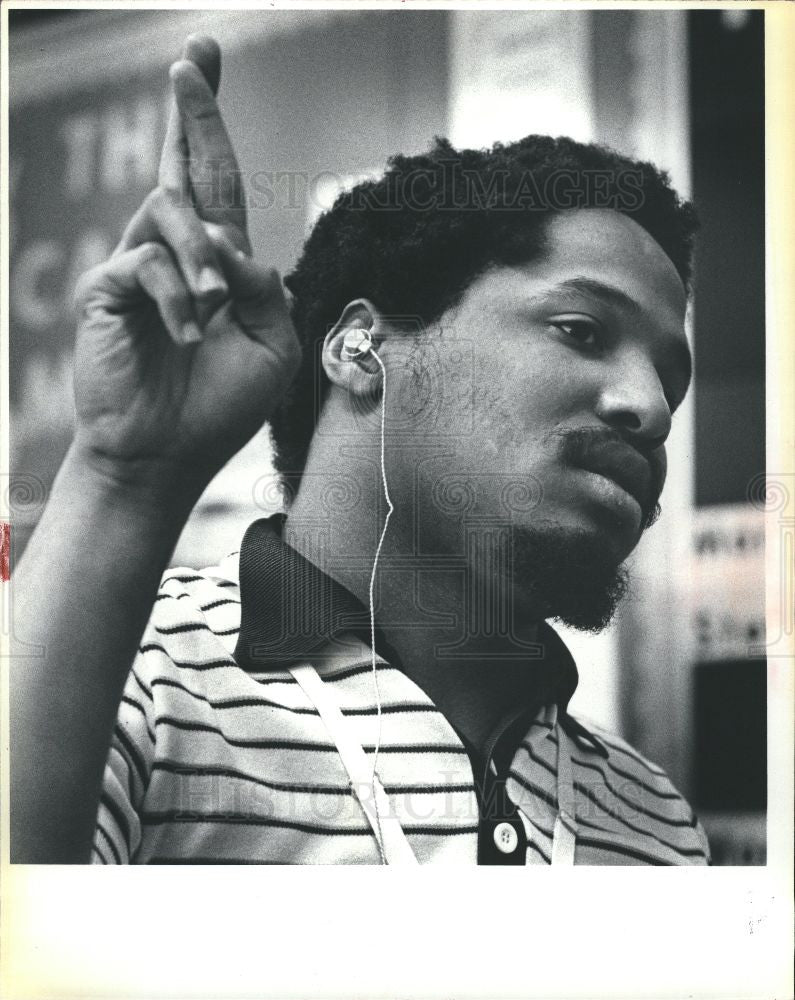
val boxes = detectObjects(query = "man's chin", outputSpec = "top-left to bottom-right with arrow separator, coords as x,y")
510,525 -> 629,633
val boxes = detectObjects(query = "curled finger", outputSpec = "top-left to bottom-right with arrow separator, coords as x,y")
116,187 -> 229,326
207,230 -> 300,370
135,243 -> 204,347
76,242 -> 202,348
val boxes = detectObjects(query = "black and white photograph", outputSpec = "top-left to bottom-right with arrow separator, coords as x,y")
2,2 -> 792,997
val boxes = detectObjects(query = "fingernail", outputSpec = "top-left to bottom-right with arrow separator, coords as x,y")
197,266 -> 228,297
182,321 -> 203,344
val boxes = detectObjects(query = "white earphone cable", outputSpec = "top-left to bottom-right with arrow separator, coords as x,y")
368,348 -> 392,863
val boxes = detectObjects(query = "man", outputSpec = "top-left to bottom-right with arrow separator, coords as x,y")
12,36 -> 709,865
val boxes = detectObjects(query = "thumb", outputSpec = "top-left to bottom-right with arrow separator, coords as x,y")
213,236 -> 295,348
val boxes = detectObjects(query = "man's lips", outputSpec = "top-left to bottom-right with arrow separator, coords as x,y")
571,440 -> 655,515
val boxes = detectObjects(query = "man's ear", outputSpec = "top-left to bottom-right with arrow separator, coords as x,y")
322,299 -> 383,394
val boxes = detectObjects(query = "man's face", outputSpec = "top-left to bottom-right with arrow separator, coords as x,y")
383,208 -> 691,626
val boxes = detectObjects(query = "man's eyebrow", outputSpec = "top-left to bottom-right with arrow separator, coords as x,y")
533,276 -> 644,316
531,275 -> 693,384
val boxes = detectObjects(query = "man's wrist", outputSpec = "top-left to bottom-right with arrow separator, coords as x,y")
66,435 -> 208,524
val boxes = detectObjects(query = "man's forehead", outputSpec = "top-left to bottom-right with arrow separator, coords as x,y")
440,208 -> 689,344
538,209 -> 688,317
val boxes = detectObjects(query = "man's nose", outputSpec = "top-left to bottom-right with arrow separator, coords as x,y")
595,355 -> 672,448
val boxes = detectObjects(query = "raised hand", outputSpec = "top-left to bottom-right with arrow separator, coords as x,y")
11,36 -> 306,864
72,35 -> 300,493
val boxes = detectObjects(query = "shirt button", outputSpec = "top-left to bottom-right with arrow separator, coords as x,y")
493,822 -> 519,854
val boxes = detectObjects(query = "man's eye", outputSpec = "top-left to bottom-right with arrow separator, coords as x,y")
551,320 -> 601,347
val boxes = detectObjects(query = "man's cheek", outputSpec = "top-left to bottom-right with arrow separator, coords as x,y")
386,345 -> 441,426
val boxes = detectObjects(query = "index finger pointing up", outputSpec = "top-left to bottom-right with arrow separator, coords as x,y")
159,35 -> 221,196
170,58 -> 248,237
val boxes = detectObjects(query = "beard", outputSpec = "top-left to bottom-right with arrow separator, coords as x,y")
509,524 -> 629,632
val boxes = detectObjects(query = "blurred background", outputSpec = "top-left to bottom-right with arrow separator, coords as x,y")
8,8 -> 766,863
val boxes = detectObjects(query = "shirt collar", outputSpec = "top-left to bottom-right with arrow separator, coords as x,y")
235,514 -> 373,669
234,513 -> 584,721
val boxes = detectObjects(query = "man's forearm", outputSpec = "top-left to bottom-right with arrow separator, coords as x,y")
10,444 -> 200,863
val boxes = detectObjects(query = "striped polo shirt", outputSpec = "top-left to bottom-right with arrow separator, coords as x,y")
92,516 -> 710,865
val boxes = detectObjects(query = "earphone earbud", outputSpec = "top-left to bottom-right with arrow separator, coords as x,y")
341,328 -> 374,361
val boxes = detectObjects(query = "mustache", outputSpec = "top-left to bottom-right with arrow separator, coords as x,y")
556,427 -> 665,529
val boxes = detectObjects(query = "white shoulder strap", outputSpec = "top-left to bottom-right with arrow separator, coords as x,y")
551,722 -> 578,866
288,662 -> 419,866
202,550 -> 241,586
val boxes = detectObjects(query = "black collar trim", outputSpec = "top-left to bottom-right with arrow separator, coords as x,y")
234,514 -> 581,719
